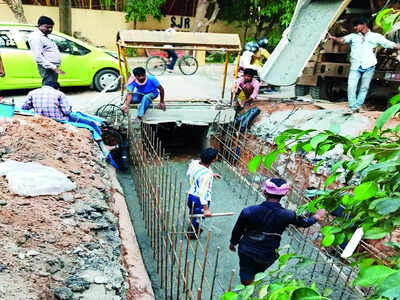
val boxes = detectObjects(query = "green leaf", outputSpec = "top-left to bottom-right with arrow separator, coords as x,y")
375,198 -> 400,215
264,150 -> 279,169
353,154 -> 375,172
313,160 -> 323,173
321,226 -> 341,235
324,173 -> 338,188
342,194 -> 354,207
389,93 -> 400,105
374,103 -> 400,131
302,143 -> 313,152
353,181 -> 378,201
331,160 -> 344,173
232,284 -> 245,292
335,232 -> 346,245
376,271 -> 400,298
258,284 -> 269,298
278,253 -> 297,269
354,265 -> 397,287
239,285 -> 255,300
364,227 -> 389,239
310,133 -> 329,149
316,143 -> 334,155
321,233 -> 335,247
290,287 -> 320,299
254,272 -> 267,282
220,291 -> 239,300
323,288 -> 333,297
248,155 -> 263,174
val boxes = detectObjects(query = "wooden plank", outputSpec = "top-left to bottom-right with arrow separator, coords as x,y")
118,30 -> 241,49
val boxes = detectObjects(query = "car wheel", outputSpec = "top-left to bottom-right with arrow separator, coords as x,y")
93,69 -> 120,92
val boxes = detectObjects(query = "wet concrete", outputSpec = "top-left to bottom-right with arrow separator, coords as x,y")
117,169 -> 165,300
117,160 -> 359,299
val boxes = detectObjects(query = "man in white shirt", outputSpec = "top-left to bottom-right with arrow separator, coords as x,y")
28,16 -> 65,85
329,17 -> 400,112
186,148 -> 221,239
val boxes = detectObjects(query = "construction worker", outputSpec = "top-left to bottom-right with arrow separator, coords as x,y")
328,16 -> 400,113
186,148 -> 221,239
238,41 -> 260,76
252,38 -> 270,68
122,67 -> 166,123
229,178 -> 327,285
233,68 -> 260,109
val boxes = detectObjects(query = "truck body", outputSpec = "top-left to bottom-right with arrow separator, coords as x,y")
261,0 -> 400,102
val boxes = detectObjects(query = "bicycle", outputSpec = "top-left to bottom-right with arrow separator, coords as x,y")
145,51 -> 199,76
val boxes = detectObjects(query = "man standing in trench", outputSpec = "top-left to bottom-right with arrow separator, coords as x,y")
186,148 -> 221,239
29,16 -> 65,85
229,178 -> 327,285
328,16 -> 400,113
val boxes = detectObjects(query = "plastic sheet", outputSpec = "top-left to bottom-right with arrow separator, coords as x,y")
0,160 -> 76,196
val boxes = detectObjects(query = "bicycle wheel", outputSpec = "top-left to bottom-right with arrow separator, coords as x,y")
95,104 -> 125,126
178,56 -> 198,75
146,56 -> 167,76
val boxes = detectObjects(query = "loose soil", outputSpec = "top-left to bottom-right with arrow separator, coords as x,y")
0,116 -> 129,300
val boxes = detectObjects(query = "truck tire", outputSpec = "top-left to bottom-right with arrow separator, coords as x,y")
295,85 -> 310,96
310,79 -> 329,100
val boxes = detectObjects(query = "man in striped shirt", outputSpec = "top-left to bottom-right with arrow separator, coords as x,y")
186,148 -> 221,239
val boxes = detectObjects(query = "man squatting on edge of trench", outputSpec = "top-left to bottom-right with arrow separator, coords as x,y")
186,148 -> 222,240
229,178 -> 327,286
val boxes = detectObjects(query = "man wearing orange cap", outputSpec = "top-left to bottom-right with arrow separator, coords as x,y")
229,178 -> 327,285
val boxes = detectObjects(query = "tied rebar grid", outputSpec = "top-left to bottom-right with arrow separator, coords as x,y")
128,118 -> 233,300
210,118 -> 366,299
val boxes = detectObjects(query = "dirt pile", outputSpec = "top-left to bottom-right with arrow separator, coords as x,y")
0,116 -> 128,300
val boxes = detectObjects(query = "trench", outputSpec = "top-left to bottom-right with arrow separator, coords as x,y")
117,120 -> 364,299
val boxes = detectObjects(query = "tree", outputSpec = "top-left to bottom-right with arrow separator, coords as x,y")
125,0 -> 166,29
191,0 -> 220,32
4,0 -> 27,23
218,0 -> 297,46
248,103 -> 400,299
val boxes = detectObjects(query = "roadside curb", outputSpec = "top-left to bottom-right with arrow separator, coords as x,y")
108,166 -> 155,300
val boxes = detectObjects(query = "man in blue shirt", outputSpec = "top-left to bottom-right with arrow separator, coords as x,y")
328,17 -> 400,113
122,67 -> 166,122
229,178 -> 327,285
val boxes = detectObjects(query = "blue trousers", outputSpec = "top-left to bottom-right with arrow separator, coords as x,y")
187,194 -> 210,229
165,50 -> 178,70
68,112 -> 102,138
131,92 -> 158,118
347,66 -> 375,110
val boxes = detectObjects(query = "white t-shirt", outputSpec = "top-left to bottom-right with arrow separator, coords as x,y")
186,160 -> 214,205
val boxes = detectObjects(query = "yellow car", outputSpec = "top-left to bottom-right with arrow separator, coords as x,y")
0,23 -> 121,91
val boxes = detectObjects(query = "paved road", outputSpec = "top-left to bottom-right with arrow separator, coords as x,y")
2,57 -> 294,115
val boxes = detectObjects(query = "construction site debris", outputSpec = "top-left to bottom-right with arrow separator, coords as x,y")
0,115 -> 129,299
0,160 -> 76,196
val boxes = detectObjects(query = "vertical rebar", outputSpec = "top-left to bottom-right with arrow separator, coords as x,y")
176,240 -> 183,300
228,270 -> 235,291
199,231 -> 211,292
210,247 -> 220,300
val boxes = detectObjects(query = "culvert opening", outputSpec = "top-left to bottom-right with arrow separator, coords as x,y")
149,122 -> 209,159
